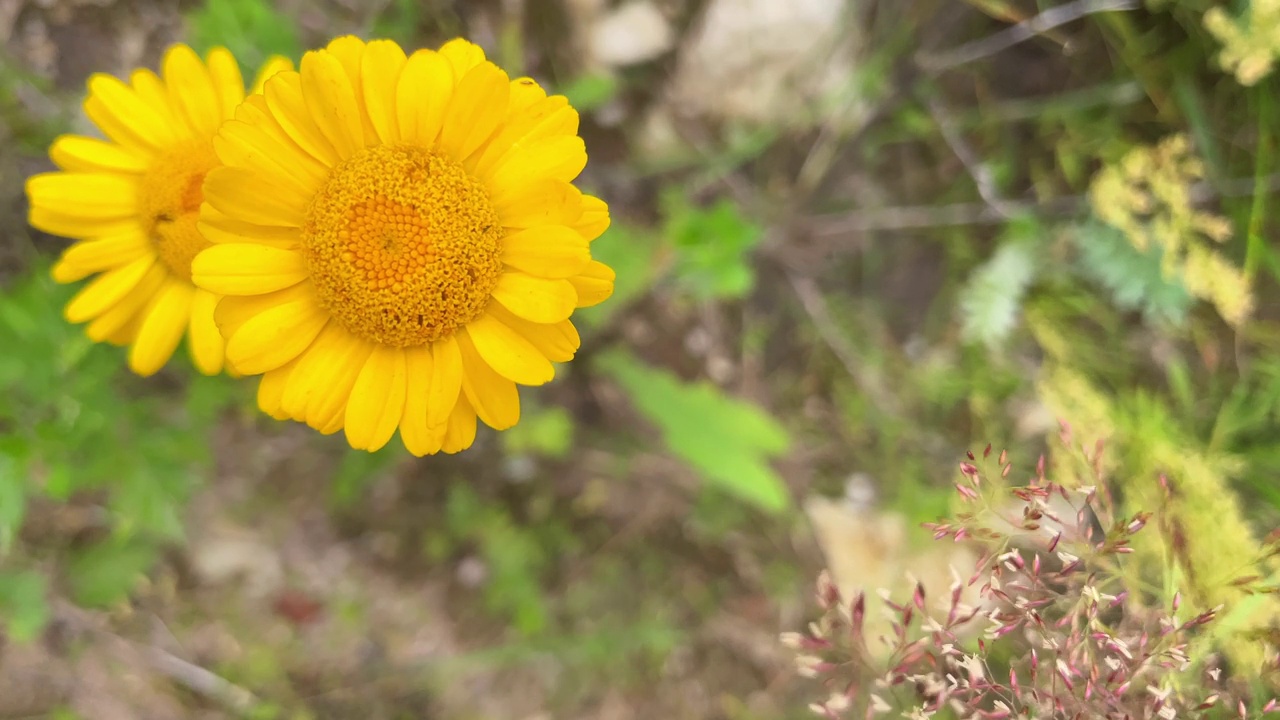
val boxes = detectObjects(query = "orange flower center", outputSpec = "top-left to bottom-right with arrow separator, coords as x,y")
136,140 -> 218,281
301,144 -> 503,347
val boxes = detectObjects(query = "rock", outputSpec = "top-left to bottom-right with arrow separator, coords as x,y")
803,496 -> 982,652
667,0 -> 867,126
188,525 -> 284,599
587,1 -> 675,68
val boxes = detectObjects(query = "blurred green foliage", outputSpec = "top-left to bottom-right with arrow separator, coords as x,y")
2,0 -> 1280,712
0,265 -> 235,632
187,0 -> 301,68
599,350 -> 791,513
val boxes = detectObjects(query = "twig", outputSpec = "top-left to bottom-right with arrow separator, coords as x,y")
925,96 -> 1017,220
54,600 -> 261,716
805,173 -> 1280,236
917,0 -> 1143,74
785,272 -> 901,417
141,645 -> 260,714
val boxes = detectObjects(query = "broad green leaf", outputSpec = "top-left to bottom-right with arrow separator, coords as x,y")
599,350 -> 791,512
663,189 -> 764,301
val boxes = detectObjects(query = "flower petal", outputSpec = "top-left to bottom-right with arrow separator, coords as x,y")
487,302 -> 580,363
205,47 -> 246,119
494,179 -> 583,229
257,359 -> 299,420
263,71 -> 340,167
574,195 -> 610,242
471,96 -> 577,178
26,172 -> 137,220
344,344 -> 408,451
188,288 -> 224,375
225,296 -> 330,374
299,50 -> 364,159
49,135 -> 148,174
84,262 -> 167,342
283,323 -> 372,432
323,35 -> 379,144
163,44 -> 222,136
568,260 -> 615,308
491,272 -> 577,323
28,208 -> 136,239
439,38 -> 486,78
457,331 -> 520,430
191,243 -> 308,295
465,311 -> 554,385
83,73 -> 177,152
214,282 -> 314,338
361,39 -> 408,144
64,254 -> 157,323
203,166 -> 307,227
441,394 -> 478,454
439,61 -> 509,162
129,69 -> 187,141
508,77 -> 548,114
428,335 -> 464,429
213,119 -> 324,197
198,204 -> 302,249
500,225 -> 590,278
230,94 -> 330,184
129,280 -> 195,376
251,56 -> 294,95
488,136 -> 587,206
52,231 -> 151,282
395,49 -> 453,146
399,345 -> 442,456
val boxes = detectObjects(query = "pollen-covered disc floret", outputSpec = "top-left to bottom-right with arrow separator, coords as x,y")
24,44 -> 294,377
304,144 -> 503,347
138,140 -> 220,281
192,35 -> 618,457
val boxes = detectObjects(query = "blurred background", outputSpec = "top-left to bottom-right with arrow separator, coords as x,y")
2,0 -> 1279,717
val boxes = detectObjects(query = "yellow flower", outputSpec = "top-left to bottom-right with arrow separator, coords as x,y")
25,45 -> 293,377
190,36 -> 615,455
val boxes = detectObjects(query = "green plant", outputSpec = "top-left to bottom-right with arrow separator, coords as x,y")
0,263 -> 237,631
598,349 -> 792,513
187,0 -> 301,68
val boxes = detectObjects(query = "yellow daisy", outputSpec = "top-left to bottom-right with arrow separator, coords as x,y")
25,45 -> 294,377
190,36 -> 615,455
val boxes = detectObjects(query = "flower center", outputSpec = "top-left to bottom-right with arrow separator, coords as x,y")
137,140 -> 219,281
301,144 -> 504,348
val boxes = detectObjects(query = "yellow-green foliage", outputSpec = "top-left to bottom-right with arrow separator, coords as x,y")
1089,134 -> 1253,328
1204,0 -> 1280,86
1034,358 -> 1280,675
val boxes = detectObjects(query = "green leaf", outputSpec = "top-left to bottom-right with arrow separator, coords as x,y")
959,217 -> 1041,348
330,443 -> 404,508
1073,218 -> 1192,326
111,470 -> 186,541
187,0 -> 300,69
560,73 -> 620,112
501,405 -> 575,459
0,570 -> 49,642
68,540 -> 158,608
575,223 -> 664,328
0,447 -> 27,553
599,351 -> 791,512
663,189 -> 764,301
